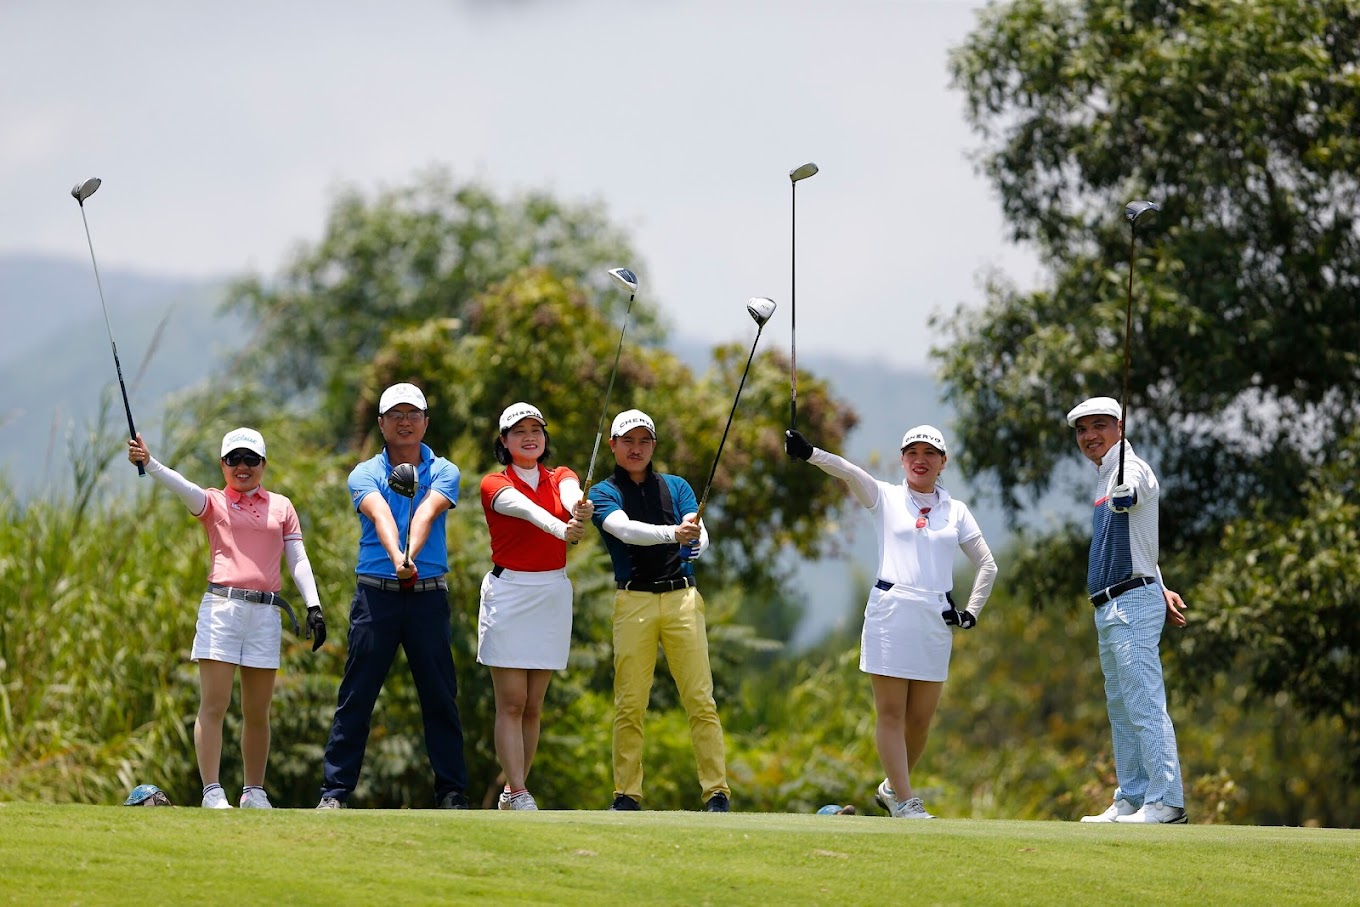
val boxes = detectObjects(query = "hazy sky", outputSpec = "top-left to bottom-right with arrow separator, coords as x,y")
1,0 -> 1038,367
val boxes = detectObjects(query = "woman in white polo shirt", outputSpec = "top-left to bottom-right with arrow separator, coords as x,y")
477,403 -> 592,810
786,424 -> 997,819
129,428 -> 325,809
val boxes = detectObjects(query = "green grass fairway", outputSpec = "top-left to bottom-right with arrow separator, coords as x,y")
1,804 -> 1354,905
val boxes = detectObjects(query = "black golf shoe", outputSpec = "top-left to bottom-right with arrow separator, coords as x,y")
705,792 -> 731,813
609,794 -> 641,811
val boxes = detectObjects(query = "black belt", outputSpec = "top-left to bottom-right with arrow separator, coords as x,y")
207,583 -> 299,635
617,576 -> 694,594
875,579 -> 956,608
1089,575 -> 1155,607
357,575 -> 448,593
491,565 -> 505,577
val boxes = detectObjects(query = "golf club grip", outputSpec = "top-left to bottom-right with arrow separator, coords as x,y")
112,351 -> 145,477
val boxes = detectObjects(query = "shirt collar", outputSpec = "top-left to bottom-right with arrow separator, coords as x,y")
224,484 -> 266,504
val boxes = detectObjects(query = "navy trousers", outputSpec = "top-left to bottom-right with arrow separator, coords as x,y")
321,583 -> 467,803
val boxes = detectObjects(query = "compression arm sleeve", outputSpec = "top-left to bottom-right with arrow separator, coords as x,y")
558,478 -> 584,514
143,456 -> 207,516
807,448 -> 880,509
600,510 -> 684,546
959,533 -> 998,617
491,486 -> 569,541
284,538 -> 322,610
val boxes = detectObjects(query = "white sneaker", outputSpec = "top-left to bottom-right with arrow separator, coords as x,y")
874,779 -> 901,814
240,787 -> 273,809
1115,801 -> 1187,824
508,791 -> 539,811
892,797 -> 935,819
1080,798 -> 1137,823
497,789 -> 511,810
202,786 -> 232,809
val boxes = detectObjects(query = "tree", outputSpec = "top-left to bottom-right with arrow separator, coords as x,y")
225,167 -> 649,435
942,0 -> 1360,771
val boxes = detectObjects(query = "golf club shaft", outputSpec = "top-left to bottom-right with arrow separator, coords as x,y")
1119,225 -> 1136,487
79,205 -> 145,477
583,290 -> 636,491
790,181 -> 798,434
403,500 -> 415,569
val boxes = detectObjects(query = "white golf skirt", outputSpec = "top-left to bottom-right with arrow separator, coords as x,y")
859,584 -> 953,681
477,567 -> 573,670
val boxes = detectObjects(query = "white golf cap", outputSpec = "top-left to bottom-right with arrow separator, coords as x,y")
221,427 -> 266,459
1066,396 -> 1122,427
611,409 -> 656,438
499,402 -> 546,432
379,383 -> 427,414
900,424 -> 946,454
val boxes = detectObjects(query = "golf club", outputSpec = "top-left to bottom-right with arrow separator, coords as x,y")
1118,199 -> 1160,486
71,177 -> 144,476
582,267 -> 639,492
388,462 -> 419,570
682,297 -> 778,559
788,162 -> 818,439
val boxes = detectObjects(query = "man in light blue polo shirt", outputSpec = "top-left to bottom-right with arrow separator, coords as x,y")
1068,396 -> 1188,825
318,383 -> 469,809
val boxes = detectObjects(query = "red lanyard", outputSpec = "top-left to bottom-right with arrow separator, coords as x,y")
916,506 -> 932,530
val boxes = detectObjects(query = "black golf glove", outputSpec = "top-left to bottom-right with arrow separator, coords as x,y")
785,429 -> 814,461
306,606 -> 327,652
942,606 -> 976,630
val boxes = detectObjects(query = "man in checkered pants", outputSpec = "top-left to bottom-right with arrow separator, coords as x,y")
1067,397 -> 1188,824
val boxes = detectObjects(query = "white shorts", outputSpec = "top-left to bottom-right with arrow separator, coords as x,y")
191,592 -> 283,670
477,567 -> 572,670
859,585 -> 953,681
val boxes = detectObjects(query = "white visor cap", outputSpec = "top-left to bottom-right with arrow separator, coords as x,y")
1066,396 -> 1123,427
611,409 -> 656,439
900,424 -> 946,454
221,427 -> 266,459
499,402 -> 546,432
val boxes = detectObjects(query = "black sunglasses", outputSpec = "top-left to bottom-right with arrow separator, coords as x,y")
222,452 -> 264,467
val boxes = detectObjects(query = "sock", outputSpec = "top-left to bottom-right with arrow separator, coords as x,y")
203,783 -> 222,795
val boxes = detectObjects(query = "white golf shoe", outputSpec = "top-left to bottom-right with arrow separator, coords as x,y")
892,797 -> 935,819
1080,798 -> 1137,823
497,788 -> 511,810
201,785 -> 232,809
239,787 -> 273,809
1115,801 -> 1187,824
508,791 -> 539,811
874,779 -> 901,814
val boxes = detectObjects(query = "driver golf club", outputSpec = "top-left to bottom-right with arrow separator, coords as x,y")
788,162 -> 818,439
388,462 -> 419,570
71,177 -> 144,476
1118,199 -> 1160,486
682,297 -> 778,559
583,267 -> 639,492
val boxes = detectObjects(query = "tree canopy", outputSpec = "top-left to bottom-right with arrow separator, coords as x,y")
944,0 -> 1360,772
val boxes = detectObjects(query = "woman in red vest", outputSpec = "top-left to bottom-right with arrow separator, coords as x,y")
478,403 -> 592,810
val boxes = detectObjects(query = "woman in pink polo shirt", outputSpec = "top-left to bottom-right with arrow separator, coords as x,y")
477,403 -> 592,810
129,427 -> 326,809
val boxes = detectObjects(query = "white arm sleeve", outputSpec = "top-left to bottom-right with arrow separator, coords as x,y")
144,456 -> 207,516
958,533 -> 998,617
558,478 -> 584,514
284,538 -> 322,611
807,448 -> 880,509
600,510 -> 681,546
492,486 -> 568,541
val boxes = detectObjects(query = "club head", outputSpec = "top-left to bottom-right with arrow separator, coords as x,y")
71,177 -> 101,204
388,462 -> 418,499
608,267 -> 638,294
746,297 -> 777,327
1124,200 -> 1160,229
789,162 -> 819,183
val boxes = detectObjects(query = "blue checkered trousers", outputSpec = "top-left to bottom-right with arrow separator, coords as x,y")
1088,440 -> 1184,809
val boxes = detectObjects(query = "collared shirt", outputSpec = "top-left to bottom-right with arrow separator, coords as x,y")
197,485 -> 302,591
480,464 -> 576,571
870,481 -> 981,593
1087,439 -> 1161,595
589,464 -> 697,584
349,443 -> 460,578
